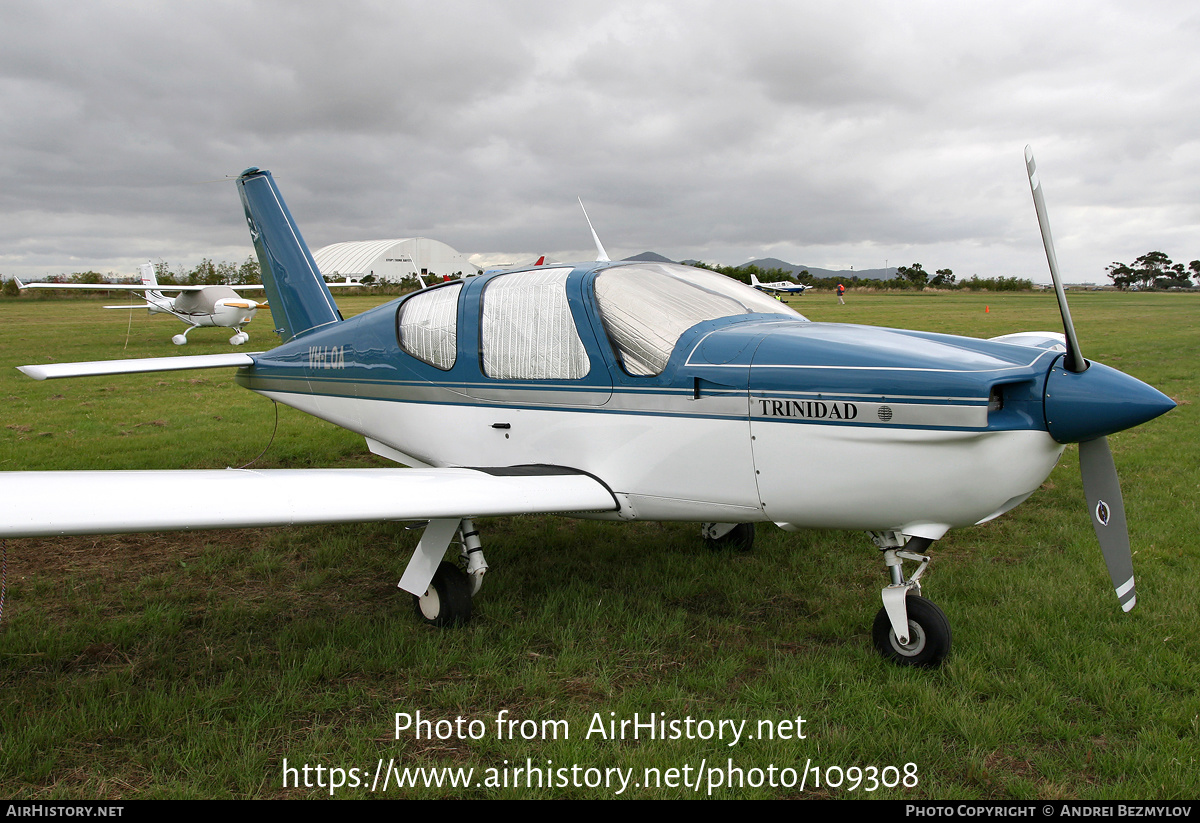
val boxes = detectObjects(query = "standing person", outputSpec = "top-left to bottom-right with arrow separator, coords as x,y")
837,283 -> 846,304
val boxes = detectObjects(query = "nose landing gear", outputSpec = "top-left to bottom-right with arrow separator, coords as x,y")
869,533 -> 951,667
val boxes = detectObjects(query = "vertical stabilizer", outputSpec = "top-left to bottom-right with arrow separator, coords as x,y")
236,168 -> 341,342
139,260 -> 165,302
138,261 -> 158,287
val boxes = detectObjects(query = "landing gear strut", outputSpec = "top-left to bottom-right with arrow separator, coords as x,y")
869,532 -> 952,667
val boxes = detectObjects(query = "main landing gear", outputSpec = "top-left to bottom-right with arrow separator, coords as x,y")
406,518 -> 488,628
701,522 -> 755,552
869,532 -> 952,667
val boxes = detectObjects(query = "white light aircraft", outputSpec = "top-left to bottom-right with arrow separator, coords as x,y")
18,262 -> 268,346
749,273 -> 811,295
2,150 -> 1175,667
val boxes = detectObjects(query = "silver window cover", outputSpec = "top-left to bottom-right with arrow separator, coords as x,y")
482,268 -> 590,379
595,263 -> 805,376
398,282 -> 462,370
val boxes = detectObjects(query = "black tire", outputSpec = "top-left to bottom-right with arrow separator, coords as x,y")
872,595 -> 951,668
704,522 -> 755,553
412,561 -> 473,627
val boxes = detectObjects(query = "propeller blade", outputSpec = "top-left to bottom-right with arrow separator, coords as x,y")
1025,146 -> 1087,373
1078,436 -> 1136,612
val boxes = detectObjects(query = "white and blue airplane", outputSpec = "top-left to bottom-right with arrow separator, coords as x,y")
3,150 -> 1174,667
18,262 -> 268,346
749,273 -> 811,295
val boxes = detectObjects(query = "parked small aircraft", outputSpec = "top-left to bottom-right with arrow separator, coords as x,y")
3,151 -> 1174,667
18,262 -> 268,345
750,273 -> 811,295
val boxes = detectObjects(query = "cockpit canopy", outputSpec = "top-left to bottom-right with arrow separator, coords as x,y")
395,261 -> 806,379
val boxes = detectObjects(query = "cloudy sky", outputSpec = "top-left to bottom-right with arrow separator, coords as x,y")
2,0 -> 1197,283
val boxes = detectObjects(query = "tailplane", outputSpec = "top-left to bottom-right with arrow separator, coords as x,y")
236,168 -> 341,343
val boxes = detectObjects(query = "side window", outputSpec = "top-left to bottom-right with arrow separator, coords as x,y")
396,282 -> 462,370
481,269 -> 590,379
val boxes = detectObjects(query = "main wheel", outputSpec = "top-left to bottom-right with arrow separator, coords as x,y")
872,595 -> 951,668
703,522 -> 755,553
412,561 -> 473,627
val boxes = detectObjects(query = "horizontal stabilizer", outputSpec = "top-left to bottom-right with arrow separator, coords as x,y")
18,353 -> 258,381
0,467 -> 619,538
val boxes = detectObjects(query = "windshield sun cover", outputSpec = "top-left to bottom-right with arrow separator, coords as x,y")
594,263 -> 805,376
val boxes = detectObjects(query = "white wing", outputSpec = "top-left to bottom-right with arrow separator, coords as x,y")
18,353 -> 258,380
0,466 -> 618,539
19,282 -> 267,292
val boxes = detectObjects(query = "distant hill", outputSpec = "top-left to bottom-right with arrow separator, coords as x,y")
742,258 -> 895,281
626,251 -> 895,281
622,251 -> 675,263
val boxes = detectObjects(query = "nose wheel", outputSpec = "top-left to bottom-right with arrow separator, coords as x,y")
872,595 -> 951,667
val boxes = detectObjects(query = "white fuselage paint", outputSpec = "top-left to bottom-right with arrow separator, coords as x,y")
255,388 -> 1065,533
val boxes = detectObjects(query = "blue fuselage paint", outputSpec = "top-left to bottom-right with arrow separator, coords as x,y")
235,262 -> 1068,436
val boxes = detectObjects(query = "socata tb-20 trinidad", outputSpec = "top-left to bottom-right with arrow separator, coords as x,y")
4,148 -> 1174,666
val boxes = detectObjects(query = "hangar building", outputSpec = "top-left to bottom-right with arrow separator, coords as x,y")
312,238 -> 480,284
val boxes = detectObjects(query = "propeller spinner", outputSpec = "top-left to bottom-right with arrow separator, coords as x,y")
1024,146 -> 1175,611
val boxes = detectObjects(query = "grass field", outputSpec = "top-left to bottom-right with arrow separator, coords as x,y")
0,289 -> 1196,799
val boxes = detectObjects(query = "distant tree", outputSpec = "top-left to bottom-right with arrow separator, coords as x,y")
68,270 -> 106,284
2,277 -> 19,297
930,268 -> 956,288
1105,251 -> 1200,289
961,275 -> 1034,291
1158,262 -> 1192,289
1105,261 -> 1136,290
1108,251 -> 1187,290
188,258 -> 216,285
234,256 -> 260,285
896,263 -> 928,288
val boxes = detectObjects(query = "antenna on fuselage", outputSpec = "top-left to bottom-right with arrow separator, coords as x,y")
578,198 -> 610,262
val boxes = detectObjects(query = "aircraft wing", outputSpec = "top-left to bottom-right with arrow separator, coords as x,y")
18,353 -> 259,381
18,282 -> 211,292
0,466 -> 618,539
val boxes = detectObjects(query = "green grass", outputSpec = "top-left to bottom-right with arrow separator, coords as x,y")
0,290 -> 1197,799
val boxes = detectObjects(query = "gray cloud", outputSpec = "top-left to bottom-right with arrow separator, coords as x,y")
2,0 -> 1197,282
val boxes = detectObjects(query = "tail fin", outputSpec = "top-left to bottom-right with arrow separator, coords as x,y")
750,274 -> 761,286
138,260 -> 166,302
236,168 -> 341,343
